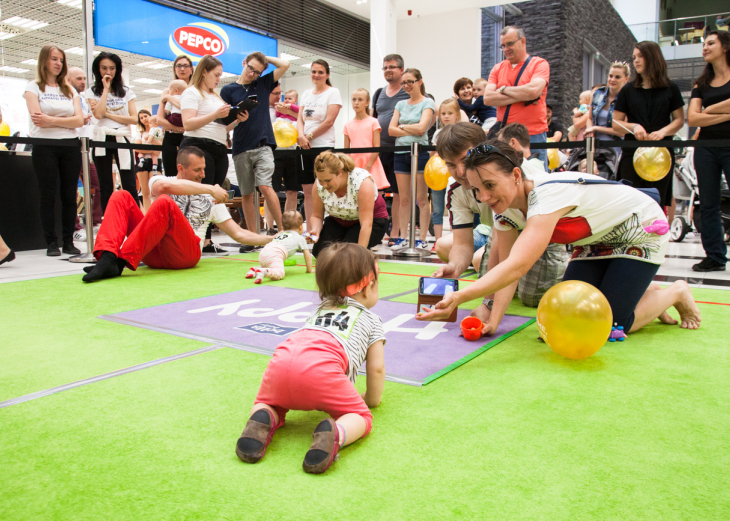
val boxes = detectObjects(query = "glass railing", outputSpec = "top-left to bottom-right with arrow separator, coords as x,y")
628,12 -> 730,47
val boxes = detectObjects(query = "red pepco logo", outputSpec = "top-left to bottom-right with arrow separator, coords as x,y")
174,26 -> 226,56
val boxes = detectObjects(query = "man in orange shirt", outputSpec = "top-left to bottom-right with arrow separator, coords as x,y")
483,26 -> 550,168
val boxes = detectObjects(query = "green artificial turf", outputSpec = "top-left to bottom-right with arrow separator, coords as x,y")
1,256 -> 729,519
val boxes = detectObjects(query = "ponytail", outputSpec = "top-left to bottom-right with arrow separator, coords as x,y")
403,68 -> 426,96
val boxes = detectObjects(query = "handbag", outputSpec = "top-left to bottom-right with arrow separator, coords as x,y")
486,56 -> 533,140
540,177 -> 661,206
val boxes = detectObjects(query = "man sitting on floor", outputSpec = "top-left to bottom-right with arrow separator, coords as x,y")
83,146 -> 272,282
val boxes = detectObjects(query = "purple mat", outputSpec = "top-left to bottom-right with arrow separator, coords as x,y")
101,286 -> 534,386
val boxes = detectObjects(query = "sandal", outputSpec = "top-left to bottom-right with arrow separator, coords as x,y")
302,418 -> 340,474
387,236 -> 399,247
236,408 -> 277,463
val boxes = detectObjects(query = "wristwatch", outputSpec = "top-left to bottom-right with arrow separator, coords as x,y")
482,298 -> 494,310
399,124 -> 405,130
498,85 -> 507,95
306,132 -> 314,140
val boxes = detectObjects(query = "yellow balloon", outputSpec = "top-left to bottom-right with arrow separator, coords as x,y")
0,121 -> 10,137
536,280 -> 613,360
548,148 -> 559,171
273,120 -> 297,148
633,147 -> 671,182
424,155 -> 450,191
0,144 -> 7,151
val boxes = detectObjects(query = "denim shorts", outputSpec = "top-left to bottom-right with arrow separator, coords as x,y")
393,150 -> 430,174
473,227 -> 489,252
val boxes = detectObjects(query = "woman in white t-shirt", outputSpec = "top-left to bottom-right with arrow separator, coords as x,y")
86,52 -> 139,213
296,59 -> 343,225
417,140 -> 702,336
23,45 -> 84,257
133,109 -> 162,212
180,54 -> 246,251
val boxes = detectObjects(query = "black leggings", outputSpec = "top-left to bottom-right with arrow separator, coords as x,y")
179,136 -> 229,239
563,258 -> 660,331
162,131 -> 184,177
93,135 -> 139,213
312,216 -> 389,257
31,140 -> 82,246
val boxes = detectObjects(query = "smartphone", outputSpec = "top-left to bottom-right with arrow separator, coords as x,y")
418,277 -> 458,296
227,190 -> 235,200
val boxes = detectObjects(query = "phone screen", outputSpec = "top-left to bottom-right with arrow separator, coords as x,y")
419,277 -> 457,296
248,94 -> 258,102
227,190 -> 235,200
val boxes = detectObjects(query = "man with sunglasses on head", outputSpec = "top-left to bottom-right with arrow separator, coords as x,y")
221,52 -> 289,252
372,54 -> 410,245
483,26 -> 550,169
432,122 -> 566,335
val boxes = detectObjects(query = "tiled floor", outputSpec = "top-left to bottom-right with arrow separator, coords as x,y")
2,229 -> 729,289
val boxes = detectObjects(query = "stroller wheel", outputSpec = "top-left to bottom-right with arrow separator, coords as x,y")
670,216 -> 689,242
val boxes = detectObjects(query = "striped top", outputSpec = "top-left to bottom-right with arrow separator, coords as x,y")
301,298 -> 386,383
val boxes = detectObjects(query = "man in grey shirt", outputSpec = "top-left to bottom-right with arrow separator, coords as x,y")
372,53 -> 409,244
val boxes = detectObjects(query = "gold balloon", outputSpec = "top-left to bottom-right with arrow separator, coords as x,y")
424,154 -> 450,191
548,148 -> 559,171
273,120 -> 297,148
0,121 -> 10,137
633,147 -> 671,182
536,280 -> 613,360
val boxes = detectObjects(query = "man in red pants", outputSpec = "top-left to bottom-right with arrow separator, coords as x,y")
83,146 -> 271,282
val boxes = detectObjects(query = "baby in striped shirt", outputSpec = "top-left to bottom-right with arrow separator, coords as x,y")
235,243 -> 386,474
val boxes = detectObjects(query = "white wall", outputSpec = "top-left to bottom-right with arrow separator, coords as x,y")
396,8 -> 482,107
280,71 -> 370,148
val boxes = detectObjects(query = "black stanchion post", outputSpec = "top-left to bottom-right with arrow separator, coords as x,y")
394,142 -> 428,258
69,137 -> 96,263
585,136 -> 595,176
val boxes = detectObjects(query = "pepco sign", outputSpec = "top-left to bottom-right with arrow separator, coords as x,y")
94,0 -> 277,74
170,22 -> 229,59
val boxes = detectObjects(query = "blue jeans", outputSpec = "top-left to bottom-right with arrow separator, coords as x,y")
431,188 -> 445,225
473,228 -> 489,252
529,132 -> 548,170
694,146 -> 730,264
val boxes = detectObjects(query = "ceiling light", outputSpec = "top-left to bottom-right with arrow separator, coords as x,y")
65,47 -> 84,55
0,66 -> 30,73
144,89 -> 164,94
136,61 -> 158,67
356,0 -> 367,4
300,63 -> 312,69
280,52 -> 302,61
0,32 -> 17,40
57,0 -> 83,7
147,63 -> 171,69
220,72 -> 237,78
133,78 -> 161,84
21,59 -> 38,65
1,17 -> 49,30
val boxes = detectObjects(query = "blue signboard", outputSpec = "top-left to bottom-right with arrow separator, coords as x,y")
93,0 -> 278,74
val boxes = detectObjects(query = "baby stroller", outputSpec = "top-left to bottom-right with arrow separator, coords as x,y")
671,148 -> 730,242
563,146 -> 619,179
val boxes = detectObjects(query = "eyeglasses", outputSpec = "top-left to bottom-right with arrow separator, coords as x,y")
466,144 -> 518,168
500,39 -> 521,50
175,64 -> 191,69
400,79 -> 417,87
246,64 -> 262,76
382,65 -> 401,71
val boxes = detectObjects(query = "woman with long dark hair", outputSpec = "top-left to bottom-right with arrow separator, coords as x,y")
23,45 -> 84,256
134,109 -> 162,212
687,31 -> 730,272
86,52 -> 139,212
612,41 -> 685,214
157,55 -> 194,177
296,59 -> 343,225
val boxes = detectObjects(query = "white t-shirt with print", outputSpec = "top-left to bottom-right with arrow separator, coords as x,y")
180,87 -> 228,145
267,230 -> 308,257
300,87 -> 343,147
301,297 -> 386,384
446,179 -> 494,230
24,82 -> 79,139
316,167 -> 378,221
493,172 -> 668,264
84,86 -> 136,129
148,176 -> 231,250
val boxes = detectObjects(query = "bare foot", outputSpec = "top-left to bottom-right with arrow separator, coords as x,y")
672,281 -> 701,330
648,284 -> 679,325
470,303 -> 491,323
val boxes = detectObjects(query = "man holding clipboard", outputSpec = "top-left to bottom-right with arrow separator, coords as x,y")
221,53 -> 290,249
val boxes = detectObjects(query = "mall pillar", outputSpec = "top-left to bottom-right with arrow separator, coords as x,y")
370,0 -> 397,96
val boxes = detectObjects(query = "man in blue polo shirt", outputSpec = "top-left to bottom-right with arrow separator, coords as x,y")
221,52 -> 289,247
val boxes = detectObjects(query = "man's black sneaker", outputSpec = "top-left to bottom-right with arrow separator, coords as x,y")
47,243 -> 61,257
62,243 -> 81,255
239,245 -> 255,253
266,228 -> 278,236
692,257 -> 726,272
202,242 -> 229,256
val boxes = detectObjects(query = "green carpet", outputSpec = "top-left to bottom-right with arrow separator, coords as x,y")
1,255 -> 729,519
